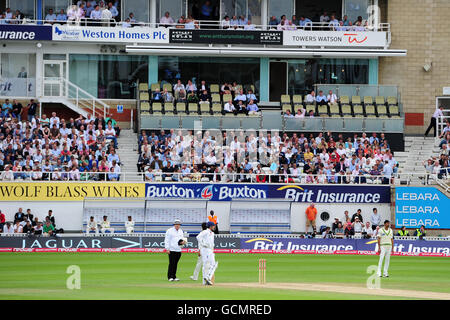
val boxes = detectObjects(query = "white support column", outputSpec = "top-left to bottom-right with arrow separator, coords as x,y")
36,46 -> 44,99
261,0 -> 268,30
373,0 -> 380,31
150,0 -> 157,27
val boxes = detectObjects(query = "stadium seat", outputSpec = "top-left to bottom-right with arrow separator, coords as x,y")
210,84 -> 220,93
223,93 -> 233,103
176,102 -> 186,114
188,103 -> 199,114
152,102 -> 162,114
341,104 -> 352,116
162,83 -> 172,92
377,105 -> 388,117
340,95 -> 350,105
141,102 -> 150,112
363,96 -> 374,106
164,102 -> 174,115
305,104 -> 316,115
292,95 -> 303,108
200,102 -> 211,115
329,105 -> 340,117
282,104 -> 293,114
353,104 -> 364,116
212,103 -> 222,114
389,105 -> 401,117
318,105 -> 329,117
139,83 -> 148,92
365,104 -> 376,117
352,96 -> 362,106
387,96 -> 398,106
150,83 -> 160,92
139,92 -> 149,101
281,94 -> 291,105
211,94 -> 221,104
375,96 -> 386,106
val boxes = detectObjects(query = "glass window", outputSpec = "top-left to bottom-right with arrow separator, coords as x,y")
268,0 -> 293,22
43,0 -> 69,18
123,0 -> 149,23
157,0 -> 186,22
1,53 -> 36,78
9,0 -> 35,19
287,59 -> 369,95
0,53 -> 36,97
344,0 -> 370,23
158,56 -> 259,91
69,54 -> 148,99
247,0 -> 261,25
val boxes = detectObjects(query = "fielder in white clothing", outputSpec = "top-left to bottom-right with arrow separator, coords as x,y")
86,216 -> 98,234
377,220 -> 394,277
191,222 -> 208,283
100,215 -> 114,234
125,216 -> 135,233
196,221 -> 218,285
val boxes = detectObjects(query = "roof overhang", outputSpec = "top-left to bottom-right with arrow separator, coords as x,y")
125,45 -> 407,58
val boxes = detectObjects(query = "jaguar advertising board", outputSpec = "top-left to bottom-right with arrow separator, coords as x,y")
395,187 -> 450,229
145,183 -> 390,203
0,236 -> 240,250
169,29 -> 282,45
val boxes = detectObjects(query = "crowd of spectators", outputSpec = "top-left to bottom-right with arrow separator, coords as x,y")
151,80 -> 260,115
0,99 -> 122,181
137,129 -> 398,184
424,119 -> 450,180
1,4 -> 371,32
0,208 -> 60,236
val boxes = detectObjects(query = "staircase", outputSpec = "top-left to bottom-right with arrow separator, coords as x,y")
395,136 -> 441,185
117,130 -> 141,182
40,77 -> 110,119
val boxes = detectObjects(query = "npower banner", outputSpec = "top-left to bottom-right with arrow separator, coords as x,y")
52,25 -> 169,43
0,182 -> 144,201
145,183 -> 390,203
283,31 -> 387,47
395,187 -> 449,229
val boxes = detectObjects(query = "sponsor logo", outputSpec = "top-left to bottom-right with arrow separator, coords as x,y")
344,33 -> 368,44
0,30 -> 36,40
200,185 -> 214,200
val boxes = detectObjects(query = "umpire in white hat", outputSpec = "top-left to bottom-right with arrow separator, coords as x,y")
164,219 -> 186,281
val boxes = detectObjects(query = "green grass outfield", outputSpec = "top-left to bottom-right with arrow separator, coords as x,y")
0,252 -> 449,300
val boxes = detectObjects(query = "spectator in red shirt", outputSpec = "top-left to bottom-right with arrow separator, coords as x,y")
0,210 -> 5,232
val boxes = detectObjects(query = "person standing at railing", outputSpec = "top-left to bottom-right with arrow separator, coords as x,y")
425,106 -> 444,137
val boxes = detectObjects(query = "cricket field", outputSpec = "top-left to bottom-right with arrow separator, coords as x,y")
0,253 -> 449,300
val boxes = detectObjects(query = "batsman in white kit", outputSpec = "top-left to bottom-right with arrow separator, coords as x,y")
196,221 -> 218,285
190,222 -> 208,282
377,220 -> 394,277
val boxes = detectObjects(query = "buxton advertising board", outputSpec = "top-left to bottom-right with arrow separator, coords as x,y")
0,25 -> 52,41
145,183 -> 390,203
283,30 -> 387,47
52,25 -> 169,43
395,187 -> 449,229
169,29 -> 282,45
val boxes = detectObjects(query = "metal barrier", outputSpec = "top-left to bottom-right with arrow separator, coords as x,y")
6,19 -> 390,33
0,171 -> 444,186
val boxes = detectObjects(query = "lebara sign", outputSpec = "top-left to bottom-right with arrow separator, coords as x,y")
0,25 -> 52,41
283,31 -> 387,47
145,183 -> 390,203
395,187 -> 450,229
52,25 -> 169,43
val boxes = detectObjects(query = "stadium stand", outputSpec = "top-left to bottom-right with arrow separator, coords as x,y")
0,101 -> 122,181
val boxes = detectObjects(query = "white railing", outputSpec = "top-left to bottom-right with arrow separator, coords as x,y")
10,18 -> 390,33
42,77 -> 110,118
0,171 -> 444,186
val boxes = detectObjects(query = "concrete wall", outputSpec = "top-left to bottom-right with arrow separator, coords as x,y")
379,0 -> 450,134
